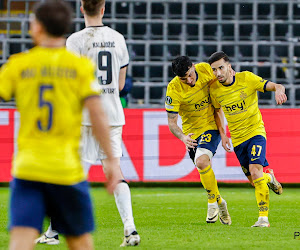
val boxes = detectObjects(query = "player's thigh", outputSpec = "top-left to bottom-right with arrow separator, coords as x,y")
194,130 -> 221,162
246,135 -> 269,168
99,126 -> 123,160
234,141 -> 251,176
81,125 -> 99,165
46,181 -> 94,236
9,178 -> 45,233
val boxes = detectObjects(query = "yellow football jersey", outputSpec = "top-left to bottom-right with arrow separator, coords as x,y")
210,71 -> 267,147
0,46 -> 100,185
165,63 -> 218,140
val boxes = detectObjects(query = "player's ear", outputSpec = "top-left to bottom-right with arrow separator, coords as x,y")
80,5 -> 84,15
101,6 -> 105,15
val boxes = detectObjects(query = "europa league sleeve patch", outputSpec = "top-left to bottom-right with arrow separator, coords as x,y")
165,96 -> 172,104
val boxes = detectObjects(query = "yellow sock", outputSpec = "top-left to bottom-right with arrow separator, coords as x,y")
263,172 -> 271,184
198,165 -> 222,204
253,177 -> 269,217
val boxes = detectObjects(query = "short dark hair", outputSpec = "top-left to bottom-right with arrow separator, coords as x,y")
207,51 -> 230,65
82,0 -> 105,16
172,56 -> 193,77
33,0 -> 72,37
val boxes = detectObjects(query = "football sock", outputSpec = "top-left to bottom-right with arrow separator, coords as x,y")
114,181 -> 136,235
198,165 -> 222,205
253,176 -> 269,217
258,216 -> 269,222
45,222 -> 58,238
263,172 -> 272,184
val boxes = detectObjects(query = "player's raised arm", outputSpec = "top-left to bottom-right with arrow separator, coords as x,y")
84,96 -> 119,194
265,81 -> 287,105
167,112 -> 197,151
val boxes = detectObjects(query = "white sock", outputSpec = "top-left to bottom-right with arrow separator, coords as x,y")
258,216 -> 269,222
45,222 -> 58,237
114,182 -> 136,236
208,201 -> 218,208
267,173 -> 274,183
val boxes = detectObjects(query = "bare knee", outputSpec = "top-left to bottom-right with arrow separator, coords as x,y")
9,227 -> 39,250
249,164 -> 263,180
66,233 -> 93,250
196,155 -> 210,170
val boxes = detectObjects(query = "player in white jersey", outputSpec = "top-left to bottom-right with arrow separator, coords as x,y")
35,0 -> 140,247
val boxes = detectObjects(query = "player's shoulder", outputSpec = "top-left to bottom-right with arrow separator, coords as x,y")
4,47 -> 38,67
67,28 -> 87,43
167,76 -> 182,93
9,47 -> 34,60
195,62 -> 212,74
105,26 -> 124,36
209,79 -> 219,92
235,71 -> 256,82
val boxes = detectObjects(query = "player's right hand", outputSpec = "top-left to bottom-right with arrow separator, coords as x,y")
182,133 -> 198,151
221,134 -> 232,152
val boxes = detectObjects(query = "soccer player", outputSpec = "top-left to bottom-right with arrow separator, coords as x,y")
35,0 -> 140,247
0,1 -> 119,250
165,56 -> 231,225
208,51 -> 286,227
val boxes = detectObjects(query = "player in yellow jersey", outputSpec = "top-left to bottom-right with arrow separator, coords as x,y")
166,56 -> 231,225
208,51 -> 286,228
0,1 -> 119,250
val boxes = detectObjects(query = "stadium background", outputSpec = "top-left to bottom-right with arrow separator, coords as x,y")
0,0 -> 300,183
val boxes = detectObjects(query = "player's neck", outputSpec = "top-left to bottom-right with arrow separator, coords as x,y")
38,35 -> 66,48
85,16 -> 104,27
224,76 -> 234,86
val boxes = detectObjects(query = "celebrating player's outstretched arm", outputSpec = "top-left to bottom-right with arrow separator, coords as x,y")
265,81 -> 287,105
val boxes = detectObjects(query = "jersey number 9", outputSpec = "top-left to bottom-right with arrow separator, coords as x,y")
98,51 -> 112,85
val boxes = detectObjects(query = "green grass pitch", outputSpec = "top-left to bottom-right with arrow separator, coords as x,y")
0,186 -> 299,249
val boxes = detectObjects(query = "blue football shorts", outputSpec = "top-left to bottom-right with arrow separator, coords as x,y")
9,178 -> 94,236
189,130 -> 221,162
234,135 -> 269,176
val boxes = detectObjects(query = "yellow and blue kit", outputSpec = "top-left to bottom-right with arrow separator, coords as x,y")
210,71 -> 268,147
0,46 -> 100,185
165,62 -> 218,140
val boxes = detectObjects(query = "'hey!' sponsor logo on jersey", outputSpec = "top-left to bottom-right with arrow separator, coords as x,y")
224,100 -> 246,112
194,96 -> 211,110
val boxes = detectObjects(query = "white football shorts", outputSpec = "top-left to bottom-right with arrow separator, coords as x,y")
81,125 -> 123,164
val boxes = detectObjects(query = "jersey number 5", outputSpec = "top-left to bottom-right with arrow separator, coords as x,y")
98,51 -> 112,85
37,85 -> 53,131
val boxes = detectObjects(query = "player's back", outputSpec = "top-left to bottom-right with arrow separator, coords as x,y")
0,46 -> 98,185
66,26 -> 129,126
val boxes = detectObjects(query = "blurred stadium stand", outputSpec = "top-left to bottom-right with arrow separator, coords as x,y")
1,0 -> 300,108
